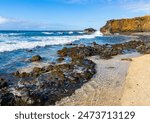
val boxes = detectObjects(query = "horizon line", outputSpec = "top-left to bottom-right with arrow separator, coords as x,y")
0,29 -> 86,31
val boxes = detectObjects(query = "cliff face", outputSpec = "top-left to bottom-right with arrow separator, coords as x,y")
100,15 -> 150,35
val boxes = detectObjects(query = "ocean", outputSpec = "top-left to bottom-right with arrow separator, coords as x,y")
0,30 -> 132,74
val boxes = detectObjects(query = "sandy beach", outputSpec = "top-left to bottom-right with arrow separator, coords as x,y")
56,53 -> 141,106
56,53 -> 150,106
121,54 -> 150,106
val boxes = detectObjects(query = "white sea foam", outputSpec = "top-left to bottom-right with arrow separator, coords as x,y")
93,31 -> 103,36
78,31 -> 84,34
41,32 -> 53,35
0,33 -> 24,37
68,31 -> 73,34
8,33 -> 23,36
0,34 -> 8,38
80,32 -> 102,39
0,36 -> 78,52
0,32 -> 102,52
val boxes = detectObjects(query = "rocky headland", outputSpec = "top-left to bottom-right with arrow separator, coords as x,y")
100,15 -> 150,35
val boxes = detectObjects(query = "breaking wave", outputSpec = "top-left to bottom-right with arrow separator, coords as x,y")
0,31 -> 102,52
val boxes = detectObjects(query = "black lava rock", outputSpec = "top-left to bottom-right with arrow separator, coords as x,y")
29,55 -> 42,62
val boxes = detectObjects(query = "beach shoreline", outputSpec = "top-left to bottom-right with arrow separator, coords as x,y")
0,32 -> 150,106
56,53 -> 141,106
121,54 -> 150,106
57,53 -> 150,106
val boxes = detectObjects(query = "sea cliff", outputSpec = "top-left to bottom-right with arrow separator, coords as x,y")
100,15 -> 150,35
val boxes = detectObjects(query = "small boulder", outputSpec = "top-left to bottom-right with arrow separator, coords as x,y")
78,43 -> 85,48
32,67 -> 42,73
26,49 -> 33,52
0,78 -> 8,89
1,93 -> 16,106
121,58 -> 132,61
44,65 -> 54,72
84,28 -> 96,34
29,55 -> 42,62
56,57 -> 65,62
57,47 -> 68,57
19,72 -> 30,78
145,49 -> 150,54
13,71 -> 20,76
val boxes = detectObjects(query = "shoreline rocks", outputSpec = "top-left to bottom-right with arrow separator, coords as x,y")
29,55 -> 42,62
0,56 -> 96,106
0,39 -> 150,106
0,78 -> 8,89
58,40 -> 149,59
121,58 -> 133,61
84,28 -> 96,34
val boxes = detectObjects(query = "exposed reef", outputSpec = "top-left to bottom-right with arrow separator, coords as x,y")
0,39 -> 150,106
0,56 -> 96,106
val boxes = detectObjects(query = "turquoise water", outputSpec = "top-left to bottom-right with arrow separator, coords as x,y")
0,30 -> 131,74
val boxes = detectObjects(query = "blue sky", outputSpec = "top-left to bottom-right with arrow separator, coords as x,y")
0,0 -> 150,30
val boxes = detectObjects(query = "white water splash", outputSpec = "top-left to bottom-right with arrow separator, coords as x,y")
0,31 -> 102,52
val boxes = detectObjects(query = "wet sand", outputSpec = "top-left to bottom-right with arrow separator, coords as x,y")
56,53 -> 141,106
121,54 -> 150,106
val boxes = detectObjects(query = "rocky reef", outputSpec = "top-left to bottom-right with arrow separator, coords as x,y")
100,15 -> 150,35
0,39 -> 150,106
58,40 -> 150,59
0,54 -> 96,106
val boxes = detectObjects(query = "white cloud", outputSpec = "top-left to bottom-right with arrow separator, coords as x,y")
0,16 -> 78,30
0,16 -> 20,24
125,3 -> 150,12
121,0 -> 150,13
0,16 -> 38,29
0,16 -> 9,24
63,0 -> 112,4
64,0 -> 90,4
